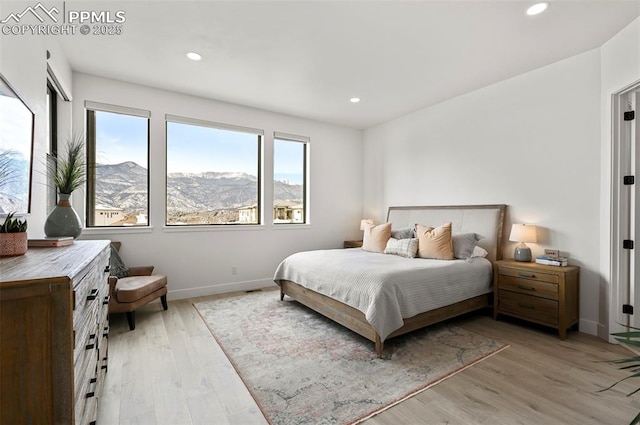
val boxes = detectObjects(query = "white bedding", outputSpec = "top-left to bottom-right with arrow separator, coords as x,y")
273,248 -> 493,341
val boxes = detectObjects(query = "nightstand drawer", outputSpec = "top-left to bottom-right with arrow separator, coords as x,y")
498,290 -> 558,326
499,267 -> 559,284
344,240 -> 363,249
499,275 -> 558,300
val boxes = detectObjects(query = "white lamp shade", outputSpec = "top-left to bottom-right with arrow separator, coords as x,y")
360,219 -> 373,230
509,224 -> 537,243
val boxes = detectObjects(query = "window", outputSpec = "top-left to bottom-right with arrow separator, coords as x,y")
46,81 -> 57,213
273,133 -> 309,224
85,101 -> 150,227
165,115 -> 263,225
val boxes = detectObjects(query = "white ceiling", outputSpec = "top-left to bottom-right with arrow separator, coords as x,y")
57,0 -> 640,129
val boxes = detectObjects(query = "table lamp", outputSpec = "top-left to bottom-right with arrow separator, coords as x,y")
360,219 -> 373,231
509,224 -> 537,262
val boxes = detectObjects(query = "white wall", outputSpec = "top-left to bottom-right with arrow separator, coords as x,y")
600,17 -> 640,339
363,49 -> 603,334
72,73 -> 363,299
0,31 -> 72,230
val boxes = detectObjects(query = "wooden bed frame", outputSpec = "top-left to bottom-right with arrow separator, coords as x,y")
278,204 -> 507,358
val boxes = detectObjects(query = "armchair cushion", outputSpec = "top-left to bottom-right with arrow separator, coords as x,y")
110,243 -> 130,278
115,275 -> 168,303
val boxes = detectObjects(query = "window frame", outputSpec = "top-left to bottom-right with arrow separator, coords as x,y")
85,101 -> 151,228
45,81 -> 58,213
164,114 -> 264,227
273,132 -> 310,225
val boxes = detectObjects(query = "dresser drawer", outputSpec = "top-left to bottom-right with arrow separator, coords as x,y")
499,267 -> 559,284
499,275 -> 558,300
498,290 -> 558,326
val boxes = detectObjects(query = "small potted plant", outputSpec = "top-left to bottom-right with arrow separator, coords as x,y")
0,212 -> 28,256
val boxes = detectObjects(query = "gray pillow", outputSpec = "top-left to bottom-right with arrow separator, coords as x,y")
391,227 -> 414,240
110,244 -> 130,278
452,233 -> 481,259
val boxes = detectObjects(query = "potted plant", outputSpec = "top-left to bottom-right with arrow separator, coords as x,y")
44,134 -> 86,238
0,212 -> 28,256
600,326 -> 640,424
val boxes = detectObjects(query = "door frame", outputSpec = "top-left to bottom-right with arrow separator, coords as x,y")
610,80 -> 640,341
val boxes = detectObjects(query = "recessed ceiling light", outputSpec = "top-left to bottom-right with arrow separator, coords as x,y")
350,97 -> 360,103
186,52 -> 202,61
526,2 -> 549,16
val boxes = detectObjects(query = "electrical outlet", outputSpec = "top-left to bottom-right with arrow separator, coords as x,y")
544,249 -> 560,257
231,266 -> 238,275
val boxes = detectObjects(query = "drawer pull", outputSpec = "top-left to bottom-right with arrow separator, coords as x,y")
103,325 -> 110,338
103,295 -> 110,306
518,272 -> 536,279
86,377 -> 97,398
86,333 -> 97,350
517,285 -> 536,291
518,303 -> 535,309
87,288 -> 99,301
104,265 -> 111,273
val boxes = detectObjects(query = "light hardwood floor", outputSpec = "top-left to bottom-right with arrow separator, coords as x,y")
98,290 -> 640,425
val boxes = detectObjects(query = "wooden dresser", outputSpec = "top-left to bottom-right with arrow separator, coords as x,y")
0,240 -> 110,424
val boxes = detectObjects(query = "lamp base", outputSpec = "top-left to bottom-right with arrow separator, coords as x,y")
514,246 -> 532,262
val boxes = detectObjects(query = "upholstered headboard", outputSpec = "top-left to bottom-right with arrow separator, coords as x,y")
386,204 -> 507,263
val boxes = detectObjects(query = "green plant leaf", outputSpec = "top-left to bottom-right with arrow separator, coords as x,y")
616,338 -> 640,349
597,373 -> 640,393
46,133 -> 86,195
605,324 -> 640,424
617,364 -> 640,371
0,211 -> 27,233
613,331 -> 640,338
608,357 -> 640,364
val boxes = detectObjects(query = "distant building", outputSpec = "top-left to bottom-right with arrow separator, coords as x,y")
274,200 -> 304,223
238,204 -> 258,223
237,201 -> 304,224
95,204 -> 124,226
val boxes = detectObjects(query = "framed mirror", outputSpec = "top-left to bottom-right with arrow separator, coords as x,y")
0,73 -> 35,215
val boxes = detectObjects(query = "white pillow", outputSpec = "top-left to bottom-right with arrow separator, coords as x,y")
470,246 -> 489,258
384,238 -> 418,258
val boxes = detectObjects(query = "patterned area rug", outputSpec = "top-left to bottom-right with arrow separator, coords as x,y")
194,290 -> 508,425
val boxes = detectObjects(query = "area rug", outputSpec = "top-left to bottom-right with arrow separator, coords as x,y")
194,290 -> 508,425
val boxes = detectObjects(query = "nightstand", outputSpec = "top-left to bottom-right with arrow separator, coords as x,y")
493,260 -> 579,339
343,240 -> 363,248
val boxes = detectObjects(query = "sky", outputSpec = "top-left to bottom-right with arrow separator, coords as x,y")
95,111 -> 305,185
0,94 -> 33,158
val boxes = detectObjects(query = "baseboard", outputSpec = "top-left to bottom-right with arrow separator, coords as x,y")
578,318 -> 600,337
167,278 -> 277,300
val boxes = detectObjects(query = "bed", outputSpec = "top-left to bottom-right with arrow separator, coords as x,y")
274,204 -> 506,357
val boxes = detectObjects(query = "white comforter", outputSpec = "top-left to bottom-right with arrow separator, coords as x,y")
273,248 -> 493,341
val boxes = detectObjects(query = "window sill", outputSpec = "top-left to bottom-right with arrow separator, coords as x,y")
272,223 -> 311,230
82,226 -> 154,235
163,224 -> 267,233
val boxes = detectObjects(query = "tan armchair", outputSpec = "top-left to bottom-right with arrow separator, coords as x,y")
108,242 -> 168,330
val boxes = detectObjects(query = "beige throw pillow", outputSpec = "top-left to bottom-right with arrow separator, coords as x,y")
362,222 -> 392,253
415,222 -> 454,260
